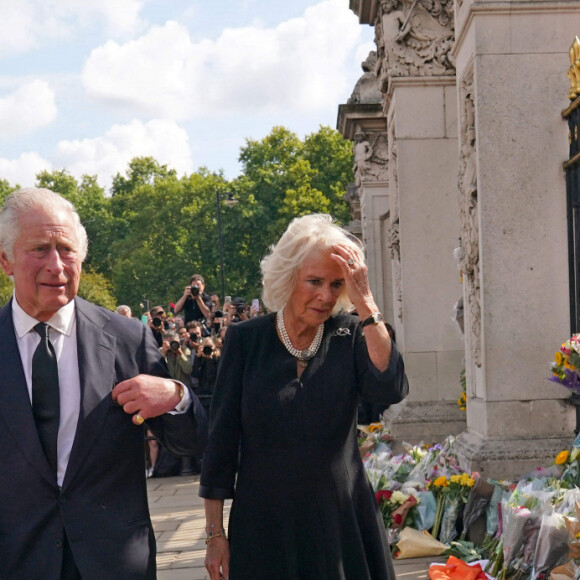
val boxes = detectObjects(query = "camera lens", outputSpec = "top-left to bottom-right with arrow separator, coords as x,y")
170,340 -> 180,351
203,346 -> 213,356
190,333 -> 199,342
152,317 -> 162,327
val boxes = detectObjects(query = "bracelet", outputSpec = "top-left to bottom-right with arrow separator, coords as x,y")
205,527 -> 227,544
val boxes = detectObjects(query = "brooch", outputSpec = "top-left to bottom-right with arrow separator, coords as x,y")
335,327 -> 351,337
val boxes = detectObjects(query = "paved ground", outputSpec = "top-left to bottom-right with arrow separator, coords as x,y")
148,475 -> 437,579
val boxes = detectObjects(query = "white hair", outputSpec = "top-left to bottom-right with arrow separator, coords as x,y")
260,213 -> 364,313
0,187 -> 88,261
116,305 -> 132,317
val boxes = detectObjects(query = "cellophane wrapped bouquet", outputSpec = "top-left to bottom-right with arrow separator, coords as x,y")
550,334 -> 580,391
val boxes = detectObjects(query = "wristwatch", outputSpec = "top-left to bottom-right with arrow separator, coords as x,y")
360,312 -> 384,328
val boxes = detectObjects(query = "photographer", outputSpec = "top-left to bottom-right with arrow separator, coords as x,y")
192,337 -> 221,420
149,305 -> 168,347
174,274 -> 213,326
160,331 -> 199,476
160,331 -> 193,388
223,296 -> 248,326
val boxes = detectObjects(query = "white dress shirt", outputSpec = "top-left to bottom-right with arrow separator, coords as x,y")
12,297 -> 80,487
11,296 -> 191,487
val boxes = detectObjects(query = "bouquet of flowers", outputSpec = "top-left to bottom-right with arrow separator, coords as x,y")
550,334 -> 580,391
358,422 -> 394,458
429,472 -> 476,543
376,489 -> 418,530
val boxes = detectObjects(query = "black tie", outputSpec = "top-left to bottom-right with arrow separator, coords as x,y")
32,322 -> 60,474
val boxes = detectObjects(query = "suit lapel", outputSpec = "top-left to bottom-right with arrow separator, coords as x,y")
0,300 -> 58,487
62,298 -> 116,491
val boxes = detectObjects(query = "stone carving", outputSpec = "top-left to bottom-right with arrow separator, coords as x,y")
387,217 -> 403,321
387,112 -> 403,321
457,72 -> 481,367
353,131 -> 389,186
348,51 -> 383,104
374,0 -> 455,91
344,184 -> 361,222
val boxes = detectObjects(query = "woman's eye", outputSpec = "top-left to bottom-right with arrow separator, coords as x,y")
332,281 -> 344,289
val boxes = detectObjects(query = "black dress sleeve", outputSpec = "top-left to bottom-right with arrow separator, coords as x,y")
353,321 -> 409,406
199,323 -> 246,499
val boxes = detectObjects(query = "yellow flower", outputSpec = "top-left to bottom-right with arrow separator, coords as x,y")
555,450 -> 570,465
555,352 -> 564,366
564,357 -> 577,371
433,476 -> 448,487
368,423 -> 382,433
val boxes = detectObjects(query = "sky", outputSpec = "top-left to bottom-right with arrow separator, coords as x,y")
0,0 -> 375,192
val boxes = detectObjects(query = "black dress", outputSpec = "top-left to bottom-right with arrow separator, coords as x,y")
199,312 -> 408,580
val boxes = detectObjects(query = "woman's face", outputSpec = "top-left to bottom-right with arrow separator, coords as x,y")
286,248 -> 344,329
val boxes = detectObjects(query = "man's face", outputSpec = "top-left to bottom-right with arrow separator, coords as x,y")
0,207 -> 83,322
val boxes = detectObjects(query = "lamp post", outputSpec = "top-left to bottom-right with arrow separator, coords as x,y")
216,191 -> 237,300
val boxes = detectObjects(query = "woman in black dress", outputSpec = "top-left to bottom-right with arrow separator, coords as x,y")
200,214 -> 408,580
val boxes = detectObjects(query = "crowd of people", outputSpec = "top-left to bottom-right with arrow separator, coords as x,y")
116,276 -> 265,478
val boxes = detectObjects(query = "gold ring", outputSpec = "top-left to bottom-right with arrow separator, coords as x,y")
134,413 -> 145,425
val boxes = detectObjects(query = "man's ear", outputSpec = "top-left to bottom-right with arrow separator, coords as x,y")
0,251 -> 14,276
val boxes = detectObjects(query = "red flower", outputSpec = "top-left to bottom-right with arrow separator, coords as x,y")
393,513 -> 403,525
376,490 -> 393,502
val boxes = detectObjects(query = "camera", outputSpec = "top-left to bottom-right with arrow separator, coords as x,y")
189,284 -> 200,297
152,317 -> 163,328
236,304 -> 245,315
214,310 -> 224,318
170,340 -> 180,352
189,332 -> 199,343
202,345 -> 213,356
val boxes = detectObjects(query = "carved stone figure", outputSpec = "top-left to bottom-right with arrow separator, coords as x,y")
348,51 -> 383,104
353,132 -> 388,186
375,0 -> 455,91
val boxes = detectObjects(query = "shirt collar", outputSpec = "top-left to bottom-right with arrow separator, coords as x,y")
12,293 -> 76,338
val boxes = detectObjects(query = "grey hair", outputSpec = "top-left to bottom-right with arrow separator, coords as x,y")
116,305 -> 132,316
260,214 -> 364,313
0,187 -> 88,261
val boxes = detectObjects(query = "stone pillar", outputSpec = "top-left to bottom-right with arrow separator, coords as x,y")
345,2 -> 466,442
450,1 -> 578,479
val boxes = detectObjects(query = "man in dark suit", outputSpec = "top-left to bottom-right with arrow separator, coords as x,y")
0,187 -> 208,579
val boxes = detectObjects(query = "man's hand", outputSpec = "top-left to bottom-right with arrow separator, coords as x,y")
112,375 -> 182,425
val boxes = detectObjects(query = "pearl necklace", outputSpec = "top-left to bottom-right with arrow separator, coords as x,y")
276,306 -> 324,368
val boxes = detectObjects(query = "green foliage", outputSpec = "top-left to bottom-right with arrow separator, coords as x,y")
0,179 -> 17,205
77,269 -> 117,311
0,125 -> 354,314
0,271 -> 13,308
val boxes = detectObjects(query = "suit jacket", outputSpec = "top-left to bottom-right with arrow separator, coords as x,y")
0,297 -> 208,579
